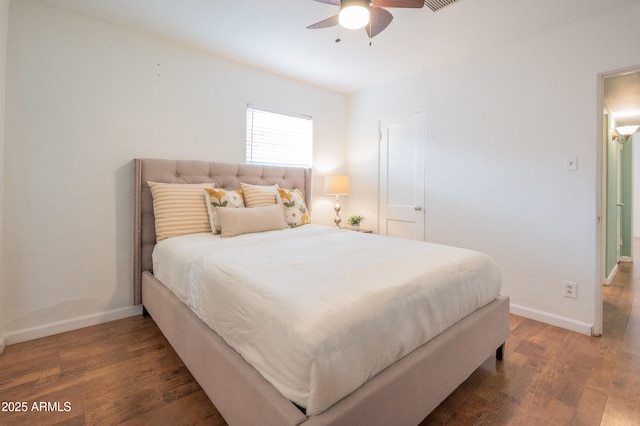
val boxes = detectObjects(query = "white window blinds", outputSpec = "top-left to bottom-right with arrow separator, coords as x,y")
246,105 -> 313,168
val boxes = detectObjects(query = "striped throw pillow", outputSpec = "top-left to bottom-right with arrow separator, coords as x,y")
240,183 -> 279,207
148,181 -> 215,241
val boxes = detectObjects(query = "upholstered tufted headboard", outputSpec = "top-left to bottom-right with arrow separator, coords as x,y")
132,158 -> 312,305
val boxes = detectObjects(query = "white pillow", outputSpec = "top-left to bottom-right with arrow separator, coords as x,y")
217,204 -> 287,238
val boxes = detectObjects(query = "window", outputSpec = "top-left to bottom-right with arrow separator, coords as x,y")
246,104 -> 313,168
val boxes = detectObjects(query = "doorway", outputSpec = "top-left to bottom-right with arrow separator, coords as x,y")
599,67 -> 640,336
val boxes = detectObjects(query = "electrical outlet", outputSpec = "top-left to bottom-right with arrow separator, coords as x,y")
563,281 -> 577,299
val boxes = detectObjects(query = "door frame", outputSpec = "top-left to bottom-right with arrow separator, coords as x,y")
596,71 -> 606,337
597,65 -> 640,337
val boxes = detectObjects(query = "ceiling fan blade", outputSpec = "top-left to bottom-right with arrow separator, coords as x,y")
365,7 -> 393,38
312,0 -> 340,5
371,0 -> 424,7
307,14 -> 340,29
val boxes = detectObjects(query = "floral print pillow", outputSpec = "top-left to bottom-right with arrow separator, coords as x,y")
204,187 -> 245,234
277,188 -> 310,228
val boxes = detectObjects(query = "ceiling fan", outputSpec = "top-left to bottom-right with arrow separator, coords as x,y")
307,0 -> 425,39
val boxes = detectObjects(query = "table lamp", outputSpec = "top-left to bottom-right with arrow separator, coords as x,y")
323,175 -> 351,228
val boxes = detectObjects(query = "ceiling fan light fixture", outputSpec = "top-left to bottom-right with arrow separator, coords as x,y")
339,0 -> 370,30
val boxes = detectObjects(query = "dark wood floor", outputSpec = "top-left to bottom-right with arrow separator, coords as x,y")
1,255 -> 638,425
422,257 -> 640,425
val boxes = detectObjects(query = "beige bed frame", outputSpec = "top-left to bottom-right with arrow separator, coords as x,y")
132,158 -> 510,426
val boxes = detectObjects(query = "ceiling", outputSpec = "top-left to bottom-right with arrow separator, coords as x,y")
34,0 -> 640,130
604,71 -> 640,128
40,0 -> 639,96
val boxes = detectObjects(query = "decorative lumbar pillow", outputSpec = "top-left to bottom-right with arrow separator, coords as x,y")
277,188 -> 310,228
217,204 -> 286,238
240,183 -> 279,207
148,181 -> 214,241
204,187 -> 245,234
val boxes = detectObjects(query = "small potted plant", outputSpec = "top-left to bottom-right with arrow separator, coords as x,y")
347,215 -> 365,231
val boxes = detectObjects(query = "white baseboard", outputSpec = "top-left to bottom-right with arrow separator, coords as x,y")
0,334 -> 6,355
604,263 -> 619,286
620,256 -> 633,263
510,303 -> 593,336
4,305 -> 143,346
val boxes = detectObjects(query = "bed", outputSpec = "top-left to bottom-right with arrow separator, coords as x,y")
132,158 -> 510,426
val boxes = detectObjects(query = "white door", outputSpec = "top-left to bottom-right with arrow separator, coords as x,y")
379,112 -> 427,240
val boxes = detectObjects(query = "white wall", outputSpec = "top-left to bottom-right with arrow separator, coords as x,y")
3,0 -> 347,342
0,0 -> 9,353
348,2 -> 640,334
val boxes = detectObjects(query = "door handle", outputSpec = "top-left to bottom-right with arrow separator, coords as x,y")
617,203 -> 624,207
414,206 -> 423,211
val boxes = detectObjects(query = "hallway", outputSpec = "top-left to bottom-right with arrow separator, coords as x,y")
599,239 -> 640,423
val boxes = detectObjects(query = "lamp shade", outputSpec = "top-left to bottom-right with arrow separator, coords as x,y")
616,125 -> 640,137
324,175 -> 351,195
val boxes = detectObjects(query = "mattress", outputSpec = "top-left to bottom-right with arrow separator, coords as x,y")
152,224 -> 502,416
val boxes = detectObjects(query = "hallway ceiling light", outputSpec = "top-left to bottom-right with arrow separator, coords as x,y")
616,125 -> 639,136
614,125 -> 640,144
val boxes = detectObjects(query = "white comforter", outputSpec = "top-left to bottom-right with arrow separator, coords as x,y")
152,225 -> 501,416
